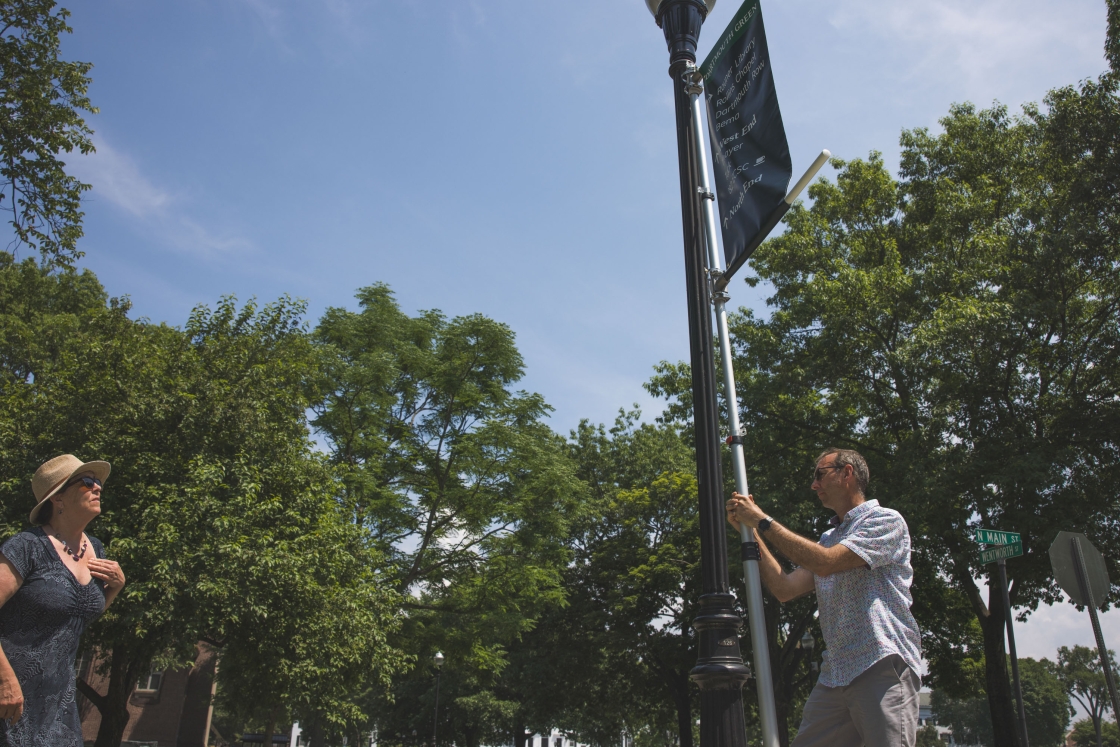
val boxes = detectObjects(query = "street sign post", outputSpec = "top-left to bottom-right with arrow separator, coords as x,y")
975,529 -> 1021,546
979,542 -> 1024,565
1049,532 -> 1120,724
996,558 -> 1029,747
976,529 -> 1029,745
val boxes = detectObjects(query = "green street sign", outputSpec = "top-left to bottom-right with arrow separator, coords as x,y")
975,529 -> 1021,546
980,542 -> 1024,564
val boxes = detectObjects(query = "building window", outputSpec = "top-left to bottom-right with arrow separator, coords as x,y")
136,668 -> 163,693
73,651 -> 92,680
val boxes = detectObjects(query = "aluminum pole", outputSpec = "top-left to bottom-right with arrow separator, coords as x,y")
998,559 -> 1029,747
685,65 -> 779,747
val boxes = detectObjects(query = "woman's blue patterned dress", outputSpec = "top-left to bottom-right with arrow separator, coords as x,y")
0,528 -> 106,746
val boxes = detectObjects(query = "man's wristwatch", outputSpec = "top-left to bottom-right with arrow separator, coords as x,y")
757,516 -> 775,533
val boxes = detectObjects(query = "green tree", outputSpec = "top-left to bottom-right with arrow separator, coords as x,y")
724,52 -> 1120,742
520,408 -> 823,747
645,357 -> 948,747
933,684 -> 993,747
915,724 -> 943,747
552,412 -> 702,747
212,506 -> 404,747
0,257 -> 405,746
312,283 -> 581,746
0,1 -> 96,266
1058,646 -> 1118,747
1107,0 -> 1119,78
1018,657 -> 1073,747
1071,719 -> 1120,747
931,658 -> 1072,747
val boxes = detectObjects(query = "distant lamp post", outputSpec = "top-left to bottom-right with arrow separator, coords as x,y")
642,2 -> 751,747
432,652 -> 445,747
801,630 -> 818,673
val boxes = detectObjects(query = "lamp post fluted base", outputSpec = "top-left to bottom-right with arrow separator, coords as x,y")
691,593 -> 752,747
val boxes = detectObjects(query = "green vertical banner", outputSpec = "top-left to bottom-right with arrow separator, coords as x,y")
700,0 -> 791,280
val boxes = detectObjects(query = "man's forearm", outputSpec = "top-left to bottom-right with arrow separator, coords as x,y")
748,528 -> 816,602
750,528 -> 788,590
761,521 -> 867,577
763,522 -> 835,576
726,492 -> 867,582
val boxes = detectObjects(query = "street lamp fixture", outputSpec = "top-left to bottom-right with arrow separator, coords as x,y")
642,2 -> 751,747
643,0 -> 716,15
432,652 -> 444,747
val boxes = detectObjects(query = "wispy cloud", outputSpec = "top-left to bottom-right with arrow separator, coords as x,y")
171,218 -> 254,255
68,137 -> 254,257
236,0 -> 377,51
73,139 -> 170,218
828,0 -> 1105,94
241,0 -> 287,45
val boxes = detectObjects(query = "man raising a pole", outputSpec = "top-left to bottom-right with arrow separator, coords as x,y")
726,448 -> 922,747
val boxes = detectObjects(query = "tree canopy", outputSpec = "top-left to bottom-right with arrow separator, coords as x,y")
932,657 -> 1070,747
0,256 -> 405,746
312,284 -> 582,747
0,0 -> 96,265
1059,646 -> 1119,747
721,65 -> 1120,742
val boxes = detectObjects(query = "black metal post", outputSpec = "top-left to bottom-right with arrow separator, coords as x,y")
998,559 -> 1029,747
432,668 -> 441,747
653,2 -> 751,746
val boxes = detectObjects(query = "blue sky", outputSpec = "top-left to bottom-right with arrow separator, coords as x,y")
49,0 -> 1119,684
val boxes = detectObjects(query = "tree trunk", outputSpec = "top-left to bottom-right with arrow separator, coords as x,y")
513,726 -> 530,747
262,706 -> 279,747
304,720 -> 326,747
92,646 -> 145,747
1092,713 -> 1103,747
666,669 -> 694,747
650,632 -> 695,747
765,596 -> 792,747
979,578 -> 1021,747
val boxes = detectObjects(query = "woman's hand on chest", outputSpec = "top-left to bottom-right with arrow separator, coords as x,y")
45,535 -> 93,585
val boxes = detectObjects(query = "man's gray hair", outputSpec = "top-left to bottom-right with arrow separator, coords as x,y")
817,448 -> 869,494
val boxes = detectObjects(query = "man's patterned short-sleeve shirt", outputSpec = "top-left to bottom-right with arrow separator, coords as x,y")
814,499 -> 922,687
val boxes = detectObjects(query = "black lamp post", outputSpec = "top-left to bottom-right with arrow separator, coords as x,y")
432,652 -> 444,747
644,2 -> 751,746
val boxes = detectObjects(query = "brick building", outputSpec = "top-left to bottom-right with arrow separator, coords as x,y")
79,644 -> 218,747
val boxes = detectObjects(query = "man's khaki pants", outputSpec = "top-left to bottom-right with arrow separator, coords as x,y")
791,655 -> 920,747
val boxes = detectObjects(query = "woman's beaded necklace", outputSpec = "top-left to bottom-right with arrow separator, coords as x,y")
53,532 -> 88,562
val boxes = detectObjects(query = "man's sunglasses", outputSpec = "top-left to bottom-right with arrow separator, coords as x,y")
65,476 -> 102,491
812,465 -> 845,481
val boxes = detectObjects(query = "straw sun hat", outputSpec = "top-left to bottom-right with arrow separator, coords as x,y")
29,454 -> 111,526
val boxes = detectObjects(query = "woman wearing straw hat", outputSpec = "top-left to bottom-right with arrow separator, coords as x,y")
0,455 -> 126,746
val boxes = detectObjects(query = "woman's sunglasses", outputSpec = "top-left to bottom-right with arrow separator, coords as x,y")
65,476 -> 102,491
